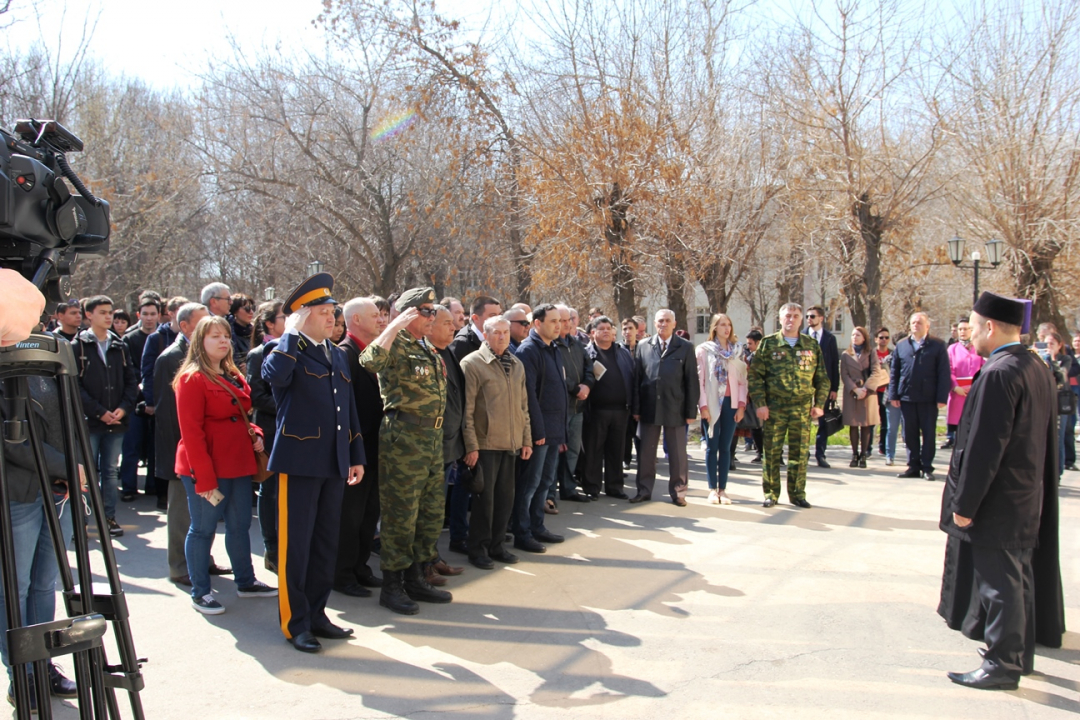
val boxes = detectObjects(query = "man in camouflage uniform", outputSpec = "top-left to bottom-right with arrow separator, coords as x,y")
748,302 -> 830,508
359,287 -> 453,614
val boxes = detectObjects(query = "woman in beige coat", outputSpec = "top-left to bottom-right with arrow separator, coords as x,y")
840,326 -> 881,468
460,316 -> 532,569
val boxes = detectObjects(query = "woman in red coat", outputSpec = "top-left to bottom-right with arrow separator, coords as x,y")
174,315 -> 277,615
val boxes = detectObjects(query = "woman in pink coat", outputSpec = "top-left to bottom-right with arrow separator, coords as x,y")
944,320 -> 985,448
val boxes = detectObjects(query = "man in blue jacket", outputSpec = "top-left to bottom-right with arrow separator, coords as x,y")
512,304 -> 568,553
262,273 -> 366,653
889,312 -> 951,480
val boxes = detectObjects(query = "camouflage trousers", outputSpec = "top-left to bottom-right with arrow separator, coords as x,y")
378,418 -> 444,572
762,398 -> 814,502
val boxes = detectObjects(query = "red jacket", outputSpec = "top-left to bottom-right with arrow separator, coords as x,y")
175,371 -> 263,492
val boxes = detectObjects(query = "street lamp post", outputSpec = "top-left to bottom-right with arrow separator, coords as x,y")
307,260 -> 323,276
947,236 -> 1004,305
264,287 -> 275,301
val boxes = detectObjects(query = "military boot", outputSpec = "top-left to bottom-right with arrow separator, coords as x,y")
404,563 -> 452,603
379,569 -> 419,615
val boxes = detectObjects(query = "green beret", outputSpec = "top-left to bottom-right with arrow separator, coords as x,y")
395,287 -> 437,312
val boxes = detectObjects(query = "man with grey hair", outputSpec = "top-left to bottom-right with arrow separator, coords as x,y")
630,309 -> 699,506
154,302 -> 230,584
200,282 -> 233,319
888,311 -> 951,481
747,302 -> 830,508
334,297 -> 386,596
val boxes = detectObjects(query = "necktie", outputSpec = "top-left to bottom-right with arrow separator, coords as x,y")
322,342 -> 331,362
660,340 -> 667,356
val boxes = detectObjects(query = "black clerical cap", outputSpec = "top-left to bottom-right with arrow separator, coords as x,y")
972,291 -> 1025,328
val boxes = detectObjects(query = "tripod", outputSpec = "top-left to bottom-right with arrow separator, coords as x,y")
0,333 -> 145,719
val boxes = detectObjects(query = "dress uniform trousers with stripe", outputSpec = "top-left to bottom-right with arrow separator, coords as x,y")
262,333 -> 366,639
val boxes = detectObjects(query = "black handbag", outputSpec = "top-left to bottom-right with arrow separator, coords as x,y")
1058,387 -> 1076,416
737,396 -> 761,430
818,399 -> 844,437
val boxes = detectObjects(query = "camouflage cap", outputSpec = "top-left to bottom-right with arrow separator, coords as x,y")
395,287 -> 437,312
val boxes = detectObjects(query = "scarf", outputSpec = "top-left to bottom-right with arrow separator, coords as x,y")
853,343 -> 864,355
709,340 -> 737,388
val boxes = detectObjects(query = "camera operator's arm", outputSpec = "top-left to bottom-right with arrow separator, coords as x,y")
0,269 -> 46,346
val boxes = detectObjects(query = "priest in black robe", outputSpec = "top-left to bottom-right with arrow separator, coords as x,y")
937,292 -> 1065,690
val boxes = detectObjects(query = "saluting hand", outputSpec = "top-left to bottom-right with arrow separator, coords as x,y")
347,465 -> 365,485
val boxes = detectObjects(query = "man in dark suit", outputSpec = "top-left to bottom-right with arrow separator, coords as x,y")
448,295 -> 502,364
334,297 -> 385,597
153,302 -> 214,586
631,309 -> 700,506
889,312 -> 951,480
262,274 -> 366,653
582,317 -> 635,499
939,292 -> 1062,689
803,306 -> 839,467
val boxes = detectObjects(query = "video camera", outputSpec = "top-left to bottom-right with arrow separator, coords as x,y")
0,119 -> 110,302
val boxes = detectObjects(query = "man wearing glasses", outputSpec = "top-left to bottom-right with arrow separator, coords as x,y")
874,328 -> 899,463
803,306 -> 840,467
504,307 -> 531,351
360,288 -> 453,615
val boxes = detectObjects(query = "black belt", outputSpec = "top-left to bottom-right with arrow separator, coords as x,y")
386,409 -> 443,429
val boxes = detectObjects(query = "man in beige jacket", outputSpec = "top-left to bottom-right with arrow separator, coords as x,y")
461,316 -> 533,569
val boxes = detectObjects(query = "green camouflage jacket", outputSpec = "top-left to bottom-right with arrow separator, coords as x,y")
359,331 -> 447,418
747,331 -> 830,408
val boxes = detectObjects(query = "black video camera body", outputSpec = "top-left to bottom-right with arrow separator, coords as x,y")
0,119 -> 110,302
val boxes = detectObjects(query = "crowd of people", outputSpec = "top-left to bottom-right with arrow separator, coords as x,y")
0,266 -> 1069,706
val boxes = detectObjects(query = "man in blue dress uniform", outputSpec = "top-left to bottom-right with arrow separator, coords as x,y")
262,273 -> 366,653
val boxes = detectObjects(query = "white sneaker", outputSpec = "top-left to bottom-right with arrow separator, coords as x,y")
885,457 -> 894,466
719,491 -> 732,505
707,490 -> 719,504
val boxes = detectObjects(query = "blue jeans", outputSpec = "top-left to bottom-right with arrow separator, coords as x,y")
119,414 -> 144,494
0,495 -> 59,679
703,398 -> 738,490
181,476 -> 256,598
512,443 -> 559,541
885,403 -> 903,460
553,412 -> 584,500
88,431 -> 123,520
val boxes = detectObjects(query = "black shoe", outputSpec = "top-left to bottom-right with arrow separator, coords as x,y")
849,455 -> 860,468
924,471 -> 936,482
586,492 -> 601,500
533,530 -> 564,544
156,497 -> 168,511
311,622 -> 354,640
334,582 -> 372,598
1066,464 -> 1080,472
561,493 -> 589,503
941,440 -> 955,449
208,563 -> 232,576
448,539 -> 469,555
858,454 -> 867,469
815,457 -> 831,468
791,498 -> 812,509
289,631 -> 322,653
170,574 -> 192,587
946,666 -> 1019,690
763,498 -> 776,508
628,495 -> 651,504
974,649 -> 1032,675
469,555 -> 495,570
514,537 -> 546,553
107,517 -> 123,538
403,563 -> 452,603
729,461 -> 737,472
896,469 -> 922,479
357,573 -> 382,588
120,491 -> 136,502
491,551 -> 519,564
379,569 -> 419,615
49,663 -> 77,698
751,454 -> 762,464
606,490 -> 629,499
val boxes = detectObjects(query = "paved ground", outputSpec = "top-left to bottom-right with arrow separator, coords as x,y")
24,444 -> 1080,719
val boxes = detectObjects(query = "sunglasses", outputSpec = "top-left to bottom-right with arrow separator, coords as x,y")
877,335 -> 890,340
806,314 -> 818,320
416,307 -> 437,318
511,320 -> 530,327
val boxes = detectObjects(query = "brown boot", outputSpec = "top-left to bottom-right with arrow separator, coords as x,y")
423,562 -> 447,586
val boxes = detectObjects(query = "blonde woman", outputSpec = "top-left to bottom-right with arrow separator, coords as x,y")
695,314 -> 747,504
840,326 -> 881,468
174,316 -> 277,615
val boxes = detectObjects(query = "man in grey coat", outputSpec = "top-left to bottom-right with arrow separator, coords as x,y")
631,309 -> 700,506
